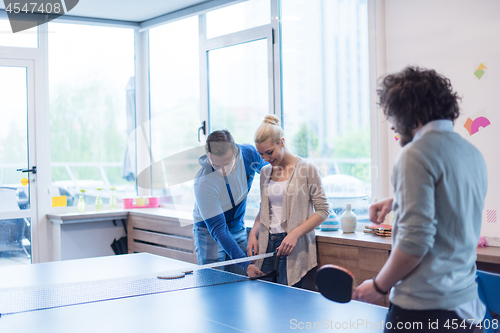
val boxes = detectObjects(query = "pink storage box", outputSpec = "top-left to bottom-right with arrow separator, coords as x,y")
123,197 -> 160,209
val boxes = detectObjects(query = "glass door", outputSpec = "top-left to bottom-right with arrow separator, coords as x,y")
201,23 -> 275,220
207,38 -> 272,143
0,59 -> 37,267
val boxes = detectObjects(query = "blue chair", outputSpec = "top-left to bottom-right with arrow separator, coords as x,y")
476,270 -> 500,333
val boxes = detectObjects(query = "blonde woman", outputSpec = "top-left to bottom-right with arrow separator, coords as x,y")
247,115 -> 329,287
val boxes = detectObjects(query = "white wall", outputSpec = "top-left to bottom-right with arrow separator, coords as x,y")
383,0 -> 500,237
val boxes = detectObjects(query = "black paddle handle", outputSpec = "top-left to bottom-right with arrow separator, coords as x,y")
249,249 -> 279,281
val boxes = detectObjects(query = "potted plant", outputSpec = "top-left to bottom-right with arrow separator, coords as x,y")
78,189 -> 86,213
109,186 -> 117,211
95,188 -> 104,211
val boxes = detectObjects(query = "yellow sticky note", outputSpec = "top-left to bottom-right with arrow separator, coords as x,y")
52,195 -> 67,207
477,63 -> 487,70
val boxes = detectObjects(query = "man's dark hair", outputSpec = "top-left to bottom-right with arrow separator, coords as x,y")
377,66 -> 461,137
205,130 -> 237,156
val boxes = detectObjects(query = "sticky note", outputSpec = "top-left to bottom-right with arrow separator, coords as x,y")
464,116 -> 491,136
474,63 -> 487,79
477,63 -> 487,70
474,69 -> 485,79
487,210 -> 497,224
52,195 -> 67,207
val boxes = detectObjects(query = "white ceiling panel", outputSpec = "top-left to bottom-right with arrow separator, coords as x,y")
0,0 -> 210,22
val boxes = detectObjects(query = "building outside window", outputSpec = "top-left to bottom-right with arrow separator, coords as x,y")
281,0 -> 371,220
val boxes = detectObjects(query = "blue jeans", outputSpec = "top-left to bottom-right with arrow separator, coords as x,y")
193,225 -> 247,275
261,233 -> 306,287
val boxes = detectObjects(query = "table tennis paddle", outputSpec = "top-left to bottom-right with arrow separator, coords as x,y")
315,264 -> 355,303
157,272 -> 187,280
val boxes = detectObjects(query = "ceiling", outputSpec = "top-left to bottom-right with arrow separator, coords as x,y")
0,0 -> 211,23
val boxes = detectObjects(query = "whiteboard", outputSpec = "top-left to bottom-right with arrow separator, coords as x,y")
384,0 -> 500,237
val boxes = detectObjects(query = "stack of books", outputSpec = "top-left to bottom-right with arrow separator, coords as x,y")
364,224 -> 392,237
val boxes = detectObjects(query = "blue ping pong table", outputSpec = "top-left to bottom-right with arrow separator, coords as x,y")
0,253 -> 388,333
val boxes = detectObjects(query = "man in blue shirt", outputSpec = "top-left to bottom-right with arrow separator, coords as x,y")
193,130 -> 266,277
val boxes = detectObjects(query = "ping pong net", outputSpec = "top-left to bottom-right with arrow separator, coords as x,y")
0,252 -> 277,317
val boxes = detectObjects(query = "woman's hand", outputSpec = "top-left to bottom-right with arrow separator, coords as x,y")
276,231 -> 299,257
246,264 -> 264,278
247,214 -> 260,258
247,231 -> 259,257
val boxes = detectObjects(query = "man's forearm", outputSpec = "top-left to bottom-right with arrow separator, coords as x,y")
206,214 -> 246,259
374,248 -> 423,292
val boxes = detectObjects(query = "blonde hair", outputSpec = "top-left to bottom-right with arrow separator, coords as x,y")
254,115 -> 284,144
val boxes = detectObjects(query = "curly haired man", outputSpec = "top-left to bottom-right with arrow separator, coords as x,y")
354,67 -> 487,333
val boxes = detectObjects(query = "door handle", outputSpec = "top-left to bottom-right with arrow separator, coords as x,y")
198,121 -> 207,142
17,166 -> 37,174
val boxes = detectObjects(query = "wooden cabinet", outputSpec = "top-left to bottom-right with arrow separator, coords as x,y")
315,231 -> 500,307
127,213 -> 198,264
317,242 -> 389,283
476,247 -> 500,274
48,209 -> 500,289
316,232 -> 391,306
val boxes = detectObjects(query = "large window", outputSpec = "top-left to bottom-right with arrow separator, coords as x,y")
208,39 -> 270,145
48,23 -> 135,208
148,6 -> 273,216
149,16 -> 200,210
281,0 -> 371,221
203,0 -> 274,221
0,66 -> 28,193
207,38 -> 272,220
0,18 -> 38,48
41,0 -> 371,222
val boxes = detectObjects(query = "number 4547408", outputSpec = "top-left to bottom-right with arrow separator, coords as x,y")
444,319 -> 499,330
5,2 -> 63,14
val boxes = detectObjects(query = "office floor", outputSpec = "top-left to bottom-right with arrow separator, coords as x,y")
0,253 -> 31,268
0,241 -> 31,268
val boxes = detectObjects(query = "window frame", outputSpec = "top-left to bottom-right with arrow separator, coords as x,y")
145,0 -> 381,208
199,21 -> 277,134
0,0 -> 383,261
45,22 -> 139,208
0,23 -> 47,263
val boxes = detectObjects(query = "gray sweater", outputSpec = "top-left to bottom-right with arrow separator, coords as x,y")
256,157 -> 330,286
390,120 -> 487,310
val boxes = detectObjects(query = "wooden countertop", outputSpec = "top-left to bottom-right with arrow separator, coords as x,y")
316,230 -> 392,251
47,208 -> 500,264
476,246 -> 500,264
316,230 -> 500,264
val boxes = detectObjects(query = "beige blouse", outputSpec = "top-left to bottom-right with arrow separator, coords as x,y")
256,157 -> 329,286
